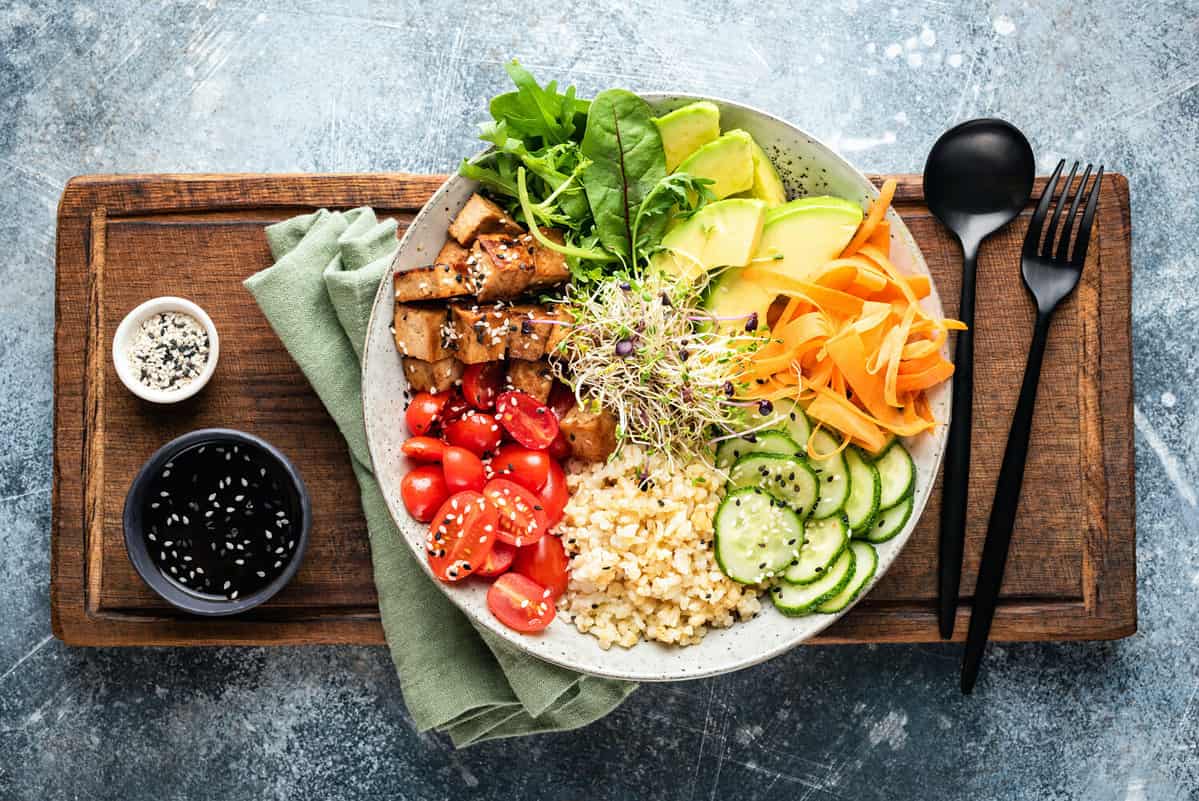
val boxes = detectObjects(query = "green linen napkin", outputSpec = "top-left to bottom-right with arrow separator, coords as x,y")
244,207 -> 636,747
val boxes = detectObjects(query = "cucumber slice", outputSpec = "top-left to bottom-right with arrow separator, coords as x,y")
775,399 -> 811,451
713,487 -> 804,584
783,515 -> 849,584
875,440 -> 915,509
863,493 -> 914,543
715,430 -> 799,471
843,447 -> 881,534
816,541 -> 878,613
727,453 -> 819,519
771,547 -> 855,616
808,429 -> 851,518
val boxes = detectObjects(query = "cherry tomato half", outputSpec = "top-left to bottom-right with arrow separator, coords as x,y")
474,540 -> 515,577
547,381 -> 576,420
495,391 -> 559,450
487,572 -> 556,633
482,478 -> 547,547
426,491 -> 497,582
546,431 -> 571,461
488,444 -> 550,492
512,535 -> 569,599
402,436 -> 446,462
405,392 -> 450,436
442,389 -> 472,424
463,362 -> 504,410
444,411 -> 503,456
538,459 -> 570,528
442,446 -> 486,494
400,465 -> 449,523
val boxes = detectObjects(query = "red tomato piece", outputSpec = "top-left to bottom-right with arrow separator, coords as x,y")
538,459 -> 570,528
444,411 -> 503,456
488,444 -> 550,492
495,391 -> 559,450
462,362 -> 504,410
442,446 -> 486,493
405,391 -> 450,436
547,381 -> 576,419
401,436 -> 446,462
441,390 -> 472,423
512,535 -> 570,599
426,491 -> 497,582
487,572 -> 556,633
474,540 -> 515,577
400,465 -> 449,523
546,431 -> 571,461
482,478 -> 547,547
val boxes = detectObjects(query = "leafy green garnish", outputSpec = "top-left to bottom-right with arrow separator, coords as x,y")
488,60 -> 588,146
630,172 -> 715,264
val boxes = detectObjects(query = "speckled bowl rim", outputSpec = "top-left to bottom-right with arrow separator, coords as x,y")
362,93 -> 950,681
122,428 -> 312,616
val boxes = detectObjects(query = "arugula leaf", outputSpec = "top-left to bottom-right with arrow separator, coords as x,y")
579,89 -> 667,265
630,172 -> 716,263
488,60 -> 588,145
516,167 -> 617,264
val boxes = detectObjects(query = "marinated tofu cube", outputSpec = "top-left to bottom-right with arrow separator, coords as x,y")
447,193 -> 523,246
470,234 -> 536,302
436,239 -> 470,267
505,304 -> 551,361
402,356 -> 463,393
449,303 -> 509,364
542,306 -> 575,356
528,229 -> 571,288
393,262 -> 473,303
505,359 -> 553,402
559,404 -> 618,462
393,303 -> 452,361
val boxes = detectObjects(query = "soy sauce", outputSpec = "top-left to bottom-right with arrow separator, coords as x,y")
141,440 -> 302,601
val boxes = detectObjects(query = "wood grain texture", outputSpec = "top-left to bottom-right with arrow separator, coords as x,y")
51,173 -> 1136,647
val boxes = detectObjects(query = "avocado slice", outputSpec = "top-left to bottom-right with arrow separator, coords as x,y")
653,102 -> 721,172
754,196 -> 864,280
650,198 -> 766,284
737,135 -> 788,207
704,265 -> 777,334
675,130 -> 755,199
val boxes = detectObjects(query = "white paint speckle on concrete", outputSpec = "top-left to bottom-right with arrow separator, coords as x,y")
994,15 -> 1017,36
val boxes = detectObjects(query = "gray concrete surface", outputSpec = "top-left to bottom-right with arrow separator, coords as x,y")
2,1 -> 1197,798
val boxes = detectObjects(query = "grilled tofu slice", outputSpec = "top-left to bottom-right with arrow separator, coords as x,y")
447,193 -> 523,246
402,356 -> 463,393
393,303 -> 452,361
448,302 -> 509,364
505,359 -> 553,402
528,229 -> 571,288
469,234 -> 536,302
559,404 -> 618,462
504,303 -> 552,361
436,239 -> 470,267
542,306 -> 575,356
393,262 -> 474,303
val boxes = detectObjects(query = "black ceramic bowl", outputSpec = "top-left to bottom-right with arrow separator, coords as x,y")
123,428 -> 311,616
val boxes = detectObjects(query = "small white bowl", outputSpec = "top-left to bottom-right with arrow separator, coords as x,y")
112,296 -> 220,404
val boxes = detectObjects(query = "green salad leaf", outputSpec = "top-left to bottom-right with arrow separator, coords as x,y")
630,172 -> 716,264
579,89 -> 668,265
488,60 -> 589,146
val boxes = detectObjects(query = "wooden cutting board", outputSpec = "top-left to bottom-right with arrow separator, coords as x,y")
50,173 -> 1135,647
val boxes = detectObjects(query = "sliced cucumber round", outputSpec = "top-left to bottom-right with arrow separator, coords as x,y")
808,429 -> 851,519
783,514 -> 849,585
727,453 -> 819,520
771,546 -> 855,617
843,447 -> 881,535
775,399 -> 811,452
713,487 -> 803,584
875,440 -> 915,509
816,541 -> 878,614
715,430 -> 798,471
862,493 -> 914,543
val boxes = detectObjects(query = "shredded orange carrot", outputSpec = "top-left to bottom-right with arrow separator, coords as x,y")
735,178 -> 962,448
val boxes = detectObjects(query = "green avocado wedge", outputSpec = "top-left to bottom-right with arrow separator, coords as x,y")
653,101 -> 721,172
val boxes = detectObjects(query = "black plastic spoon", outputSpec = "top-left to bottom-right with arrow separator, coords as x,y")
923,119 -> 1034,640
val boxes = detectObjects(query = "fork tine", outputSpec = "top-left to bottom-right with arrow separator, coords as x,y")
1069,166 -> 1104,268
1023,160 -> 1065,258
1040,161 -> 1079,259
1055,164 -> 1093,262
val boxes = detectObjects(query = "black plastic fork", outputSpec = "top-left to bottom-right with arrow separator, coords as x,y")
960,160 -> 1104,694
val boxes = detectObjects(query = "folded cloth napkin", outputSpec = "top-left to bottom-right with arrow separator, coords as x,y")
245,207 -> 636,747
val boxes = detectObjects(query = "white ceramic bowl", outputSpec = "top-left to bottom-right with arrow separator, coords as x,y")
363,94 -> 950,681
112,296 -> 220,404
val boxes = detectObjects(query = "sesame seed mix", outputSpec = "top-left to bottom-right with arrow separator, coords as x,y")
126,311 -> 210,392
142,440 -> 301,601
